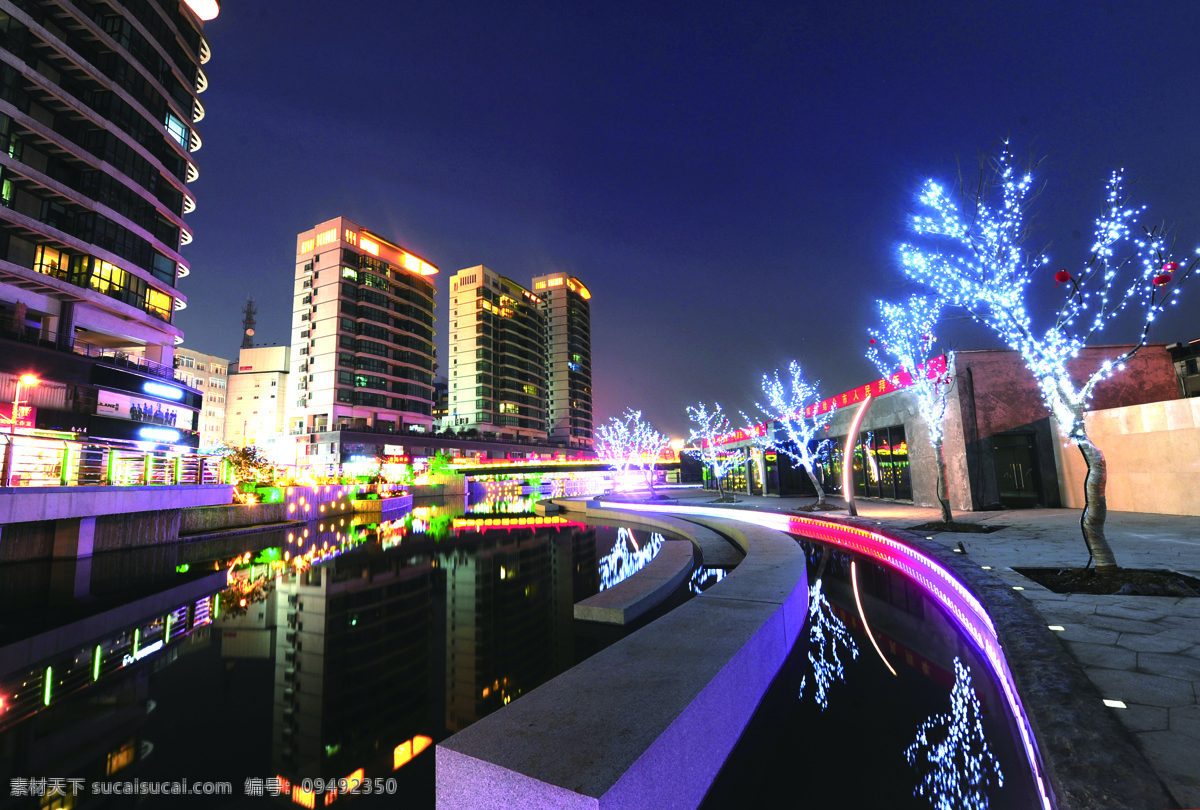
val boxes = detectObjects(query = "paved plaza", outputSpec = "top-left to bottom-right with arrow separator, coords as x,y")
656,487 -> 1200,808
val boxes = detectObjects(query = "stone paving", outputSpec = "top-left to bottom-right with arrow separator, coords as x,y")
658,487 -> 1200,808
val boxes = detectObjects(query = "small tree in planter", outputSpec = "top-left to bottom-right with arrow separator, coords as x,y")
868,297 -> 956,523
686,401 -> 746,502
744,361 -> 836,508
595,409 -> 671,493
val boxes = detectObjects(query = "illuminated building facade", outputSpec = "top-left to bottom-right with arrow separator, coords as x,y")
225,344 -> 288,447
173,345 -> 227,448
287,218 -> 437,464
0,0 -> 213,370
532,272 -> 592,449
717,346 -> 1181,512
447,266 -> 546,442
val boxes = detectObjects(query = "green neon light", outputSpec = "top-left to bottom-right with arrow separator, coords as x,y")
213,595 -> 219,618
133,628 -> 140,657
176,563 -> 189,573
43,667 -> 51,705
93,646 -> 101,681
165,614 -> 172,643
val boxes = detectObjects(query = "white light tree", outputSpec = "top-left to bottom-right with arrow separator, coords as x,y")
595,409 -> 671,492
744,362 -> 835,507
686,401 -> 746,502
900,147 -> 1194,570
868,297 -> 955,523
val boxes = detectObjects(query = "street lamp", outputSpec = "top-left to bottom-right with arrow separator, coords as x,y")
4,373 -> 39,486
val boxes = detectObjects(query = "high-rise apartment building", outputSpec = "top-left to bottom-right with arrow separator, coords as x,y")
532,272 -> 593,449
173,345 -> 227,447
0,0 -> 214,368
287,217 -> 437,443
447,266 -> 546,442
225,344 -> 288,447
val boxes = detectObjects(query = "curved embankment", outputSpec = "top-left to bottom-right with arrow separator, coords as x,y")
435,501 -> 806,809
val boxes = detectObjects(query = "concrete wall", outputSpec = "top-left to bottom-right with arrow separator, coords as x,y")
1054,398 -> 1200,516
180,502 -> 288,534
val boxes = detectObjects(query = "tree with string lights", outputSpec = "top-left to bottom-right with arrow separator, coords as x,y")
868,297 -> 955,523
900,146 -> 1194,570
686,401 -> 745,502
744,361 -> 835,507
595,409 -> 671,492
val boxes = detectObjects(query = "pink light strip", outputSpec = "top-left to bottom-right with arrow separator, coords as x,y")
600,501 -> 1052,810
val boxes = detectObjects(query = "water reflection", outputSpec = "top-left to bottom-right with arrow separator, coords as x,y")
598,528 -> 664,592
906,657 -> 1004,810
688,567 -> 728,595
798,578 -> 859,710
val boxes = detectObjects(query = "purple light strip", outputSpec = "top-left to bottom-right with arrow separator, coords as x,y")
602,502 -> 1053,810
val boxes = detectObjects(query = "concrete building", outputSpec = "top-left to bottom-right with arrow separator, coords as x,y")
717,344 -> 1196,515
0,0 -> 213,371
447,266 -> 547,442
174,345 -> 228,449
532,272 -> 593,449
225,344 -> 289,447
1167,339 -> 1200,397
286,218 -> 438,468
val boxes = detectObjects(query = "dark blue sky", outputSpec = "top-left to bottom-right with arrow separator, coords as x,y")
178,0 -> 1200,438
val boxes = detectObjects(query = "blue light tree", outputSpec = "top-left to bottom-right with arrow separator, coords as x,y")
868,297 -> 955,522
899,147 -> 1195,570
905,657 -> 1004,810
744,361 -> 835,506
686,401 -> 745,502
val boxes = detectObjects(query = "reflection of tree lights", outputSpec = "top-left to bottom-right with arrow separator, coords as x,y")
905,657 -> 1003,810
598,529 -> 664,591
688,567 -> 727,595
800,579 -> 858,710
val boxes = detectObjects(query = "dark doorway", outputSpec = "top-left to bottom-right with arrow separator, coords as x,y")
993,434 -> 1041,508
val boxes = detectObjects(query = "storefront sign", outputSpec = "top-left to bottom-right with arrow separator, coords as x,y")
97,390 -> 196,431
0,402 -> 36,429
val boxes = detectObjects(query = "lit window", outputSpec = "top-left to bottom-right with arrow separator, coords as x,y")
164,112 -> 188,148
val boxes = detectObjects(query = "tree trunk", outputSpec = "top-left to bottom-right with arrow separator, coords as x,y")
805,464 -> 826,507
933,436 -> 953,524
714,471 -> 725,502
1077,437 -> 1118,571
646,462 -> 656,494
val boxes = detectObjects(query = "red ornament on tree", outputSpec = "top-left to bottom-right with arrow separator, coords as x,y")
1054,269 -> 1072,285
869,338 -> 876,344
1162,261 -> 1180,272
1153,273 -> 1172,286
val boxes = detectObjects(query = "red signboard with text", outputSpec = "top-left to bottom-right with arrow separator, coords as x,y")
0,402 -> 36,430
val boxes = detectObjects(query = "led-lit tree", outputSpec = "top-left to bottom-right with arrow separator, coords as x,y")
868,297 -> 955,523
745,361 -> 835,507
595,409 -> 671,492
900,147 -> 1194,570
686,401 -> 745,502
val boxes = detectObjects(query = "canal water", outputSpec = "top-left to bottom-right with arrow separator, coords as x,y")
0,495 -> 1043,809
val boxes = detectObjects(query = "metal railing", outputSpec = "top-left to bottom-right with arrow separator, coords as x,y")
1,435 -> 227,488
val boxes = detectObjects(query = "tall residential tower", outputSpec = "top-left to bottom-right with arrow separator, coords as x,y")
447,266 -> 546,442
287,218 -> 437,453
532,272 -> 592,449
0,0 -> 214,367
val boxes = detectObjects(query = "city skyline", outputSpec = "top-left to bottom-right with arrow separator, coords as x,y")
179,1 -> 1200,437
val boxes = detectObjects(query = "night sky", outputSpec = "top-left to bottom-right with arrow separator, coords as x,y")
178,1 -> 1200,438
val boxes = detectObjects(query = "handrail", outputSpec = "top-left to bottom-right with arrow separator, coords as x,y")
0,434 -> 226,488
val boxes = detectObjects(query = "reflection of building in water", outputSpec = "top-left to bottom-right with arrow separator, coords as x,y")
444,525 -> 585,732
272,558 -> 431,781
0,573 -> 220,807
